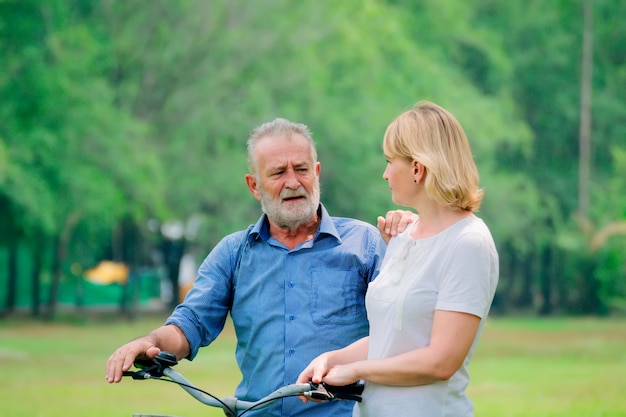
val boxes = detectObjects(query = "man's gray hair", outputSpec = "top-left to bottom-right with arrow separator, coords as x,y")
247,118 -> 317,175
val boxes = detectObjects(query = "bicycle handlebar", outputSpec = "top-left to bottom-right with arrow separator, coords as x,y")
123,351 -> 365,417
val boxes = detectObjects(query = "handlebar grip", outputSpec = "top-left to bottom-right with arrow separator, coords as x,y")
324,381 -> 365,399
154,351 -> 178,367
133,358 -> 156,370
309,381 -> 365,402
126,352 -> 179,379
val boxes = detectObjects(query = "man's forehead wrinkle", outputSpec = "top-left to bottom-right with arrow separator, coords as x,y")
266,158 -> 308,172
256,134 -> 313,173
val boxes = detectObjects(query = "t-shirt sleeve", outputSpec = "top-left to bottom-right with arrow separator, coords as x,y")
435,230 -> 496,318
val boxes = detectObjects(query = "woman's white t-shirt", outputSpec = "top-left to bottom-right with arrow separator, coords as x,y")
354,216 -> 499,417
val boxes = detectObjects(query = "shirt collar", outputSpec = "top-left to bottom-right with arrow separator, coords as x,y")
248,203 -> 341,245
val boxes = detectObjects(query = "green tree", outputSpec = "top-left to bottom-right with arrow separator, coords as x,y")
0,0 -> 162,317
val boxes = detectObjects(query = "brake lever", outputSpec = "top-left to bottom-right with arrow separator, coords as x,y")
123,369 -> 153,379
308,382 -> 334,401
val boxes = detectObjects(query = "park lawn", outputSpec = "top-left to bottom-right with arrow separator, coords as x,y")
1,314 -> 625,417
469,317 -> 626,416
0,313 -> 240,417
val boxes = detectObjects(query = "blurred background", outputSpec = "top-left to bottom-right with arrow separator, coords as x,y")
1,0 -> 624,320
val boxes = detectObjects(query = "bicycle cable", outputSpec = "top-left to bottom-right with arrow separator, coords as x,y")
144,376 -> 310,417
238,394 -> 304,417
143,375 -> 237,416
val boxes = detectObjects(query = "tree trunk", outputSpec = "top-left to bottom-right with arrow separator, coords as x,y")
538,246 -> 553,315
44,235 -> 63,321
4,240 -> 18,314
517,252 -> 534,309
31,237 -> 44,318
578,257 -> 604,315
578,0 -> 593,217
44,213 -> 80,321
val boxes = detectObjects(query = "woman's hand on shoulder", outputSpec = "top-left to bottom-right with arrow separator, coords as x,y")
377,210 -> 418,243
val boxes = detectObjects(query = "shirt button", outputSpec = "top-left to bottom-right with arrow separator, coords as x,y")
288,349 -> 295,355
289,315 -> 295,321
288,282 -> 294,288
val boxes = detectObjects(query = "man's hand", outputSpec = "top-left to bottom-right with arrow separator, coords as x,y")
106,325 -> 190,384
106,340 -> 160,383
377,210 -> 418,243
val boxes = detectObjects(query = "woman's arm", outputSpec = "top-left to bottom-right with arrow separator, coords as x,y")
297,337 -> 369,384
323,310 -> 480,387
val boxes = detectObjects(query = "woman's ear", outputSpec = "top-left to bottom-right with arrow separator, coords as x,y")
413,161 -> 425,182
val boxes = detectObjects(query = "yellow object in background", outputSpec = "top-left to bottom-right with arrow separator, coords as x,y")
84,261 -> 129,285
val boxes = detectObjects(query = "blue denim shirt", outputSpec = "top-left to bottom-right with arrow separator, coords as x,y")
166,204 -> 386,417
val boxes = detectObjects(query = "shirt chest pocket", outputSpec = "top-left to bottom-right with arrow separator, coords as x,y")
311,270 -> 367,325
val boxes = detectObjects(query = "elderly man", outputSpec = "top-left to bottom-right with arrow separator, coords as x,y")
106,118 -> 413,417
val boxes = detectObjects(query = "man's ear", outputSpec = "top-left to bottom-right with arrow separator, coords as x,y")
245,174 -> 261,201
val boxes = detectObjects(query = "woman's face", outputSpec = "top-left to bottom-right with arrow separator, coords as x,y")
383,156 -> 416,207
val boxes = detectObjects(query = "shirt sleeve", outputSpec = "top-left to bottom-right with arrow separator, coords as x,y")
165,232 -> 244,360
435,229 -> 497,319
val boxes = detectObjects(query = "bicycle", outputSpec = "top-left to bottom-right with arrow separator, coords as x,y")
123,351 -> 365,417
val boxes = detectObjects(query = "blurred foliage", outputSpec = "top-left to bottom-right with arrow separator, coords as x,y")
0,0 -> 624,317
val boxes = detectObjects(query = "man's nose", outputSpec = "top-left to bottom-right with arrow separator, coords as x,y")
284,168 -> 301,188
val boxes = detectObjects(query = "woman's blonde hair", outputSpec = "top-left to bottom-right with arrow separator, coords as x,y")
383,101 -> 484,212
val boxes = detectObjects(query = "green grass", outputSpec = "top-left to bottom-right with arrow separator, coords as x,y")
0,313 -> 240,417
1,314 -> 625,417
468,317 -> 626,416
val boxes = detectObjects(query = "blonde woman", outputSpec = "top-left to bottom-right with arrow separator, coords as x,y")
298,102 -> 499,416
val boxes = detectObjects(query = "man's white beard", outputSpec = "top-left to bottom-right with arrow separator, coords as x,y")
258,181 -> 320,229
